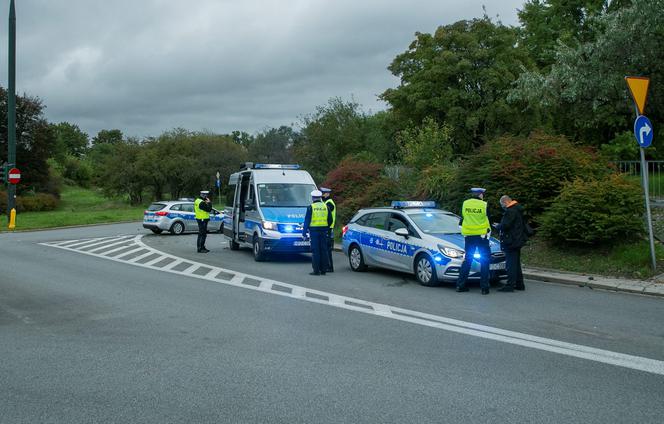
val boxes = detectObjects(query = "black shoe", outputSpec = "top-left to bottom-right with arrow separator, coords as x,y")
201,248 -> 210,253
515,285 -> 525,291
498,286 -> 514,292
309,272 -> 320,276
327,268 -> 334,273
481,288 -> 490,295
456,287 -> 469,292
320,272 -> 326,276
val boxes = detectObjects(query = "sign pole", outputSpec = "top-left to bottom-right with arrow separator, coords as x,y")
639,147 -> 657,271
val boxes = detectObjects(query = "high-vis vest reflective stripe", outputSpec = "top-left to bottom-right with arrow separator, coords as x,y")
325,198 -> 336,228
194,198 -> 210,220
310,201 -> 329,227
461,198 -> 490,236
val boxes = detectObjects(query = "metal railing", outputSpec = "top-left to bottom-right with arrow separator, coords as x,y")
614,160 -> 664,202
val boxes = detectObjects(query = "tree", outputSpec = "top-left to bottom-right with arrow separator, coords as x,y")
51,122 -> 89,160
0,87 -> 57,194
92,129 -> 123,145
294,97 -> 367,180
381,17 -> 535,153
246,126 -> 298,164
397,117 -> 453,168
510,0 -> 663,146
517,0 -> 616,70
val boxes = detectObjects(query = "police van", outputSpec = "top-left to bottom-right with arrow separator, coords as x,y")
223,163 -> 318,261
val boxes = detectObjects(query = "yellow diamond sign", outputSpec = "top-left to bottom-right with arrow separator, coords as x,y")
625,76 -> 650,115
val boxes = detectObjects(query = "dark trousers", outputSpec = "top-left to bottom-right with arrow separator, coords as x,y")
504,247 -> 524,289
310,228 -> 329,274
456,235 -> 490,290
197,219 -> 208,251
327,229 -> 334,271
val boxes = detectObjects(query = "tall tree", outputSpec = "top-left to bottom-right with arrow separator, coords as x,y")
247,126 -> 298,164
0,87 -> 56,194
92,129 -> 123,145
381,17 -> 534,153
510,0 -> 664,145
51,121 -> 89,160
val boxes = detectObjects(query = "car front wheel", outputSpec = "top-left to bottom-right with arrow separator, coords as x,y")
415,254 -> 439,286
253,235 -> 266,262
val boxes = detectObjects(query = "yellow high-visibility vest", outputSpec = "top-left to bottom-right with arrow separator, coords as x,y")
461,198 -> 490,236
310,201 -> 329,227
325,198 -> 336,229
194,198 -> 210,220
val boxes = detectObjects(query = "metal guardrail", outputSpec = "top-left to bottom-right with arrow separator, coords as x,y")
614,160 -> 664,202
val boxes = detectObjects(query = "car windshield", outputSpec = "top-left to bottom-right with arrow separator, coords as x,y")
409,212 -> 460,234
257,183 -> 317,207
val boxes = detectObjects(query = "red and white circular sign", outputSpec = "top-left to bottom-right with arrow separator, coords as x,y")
8,167 -> 20,184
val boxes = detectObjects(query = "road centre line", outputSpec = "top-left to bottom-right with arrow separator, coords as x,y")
40,235 -> 664,376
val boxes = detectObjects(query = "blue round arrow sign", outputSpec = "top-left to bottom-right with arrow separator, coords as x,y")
634,115 -> 654,148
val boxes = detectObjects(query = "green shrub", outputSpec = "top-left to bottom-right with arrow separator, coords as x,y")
445,131 -> 611,216
539,174 -> 644,245
321,158 -> 398,225
0,191 -> 59,212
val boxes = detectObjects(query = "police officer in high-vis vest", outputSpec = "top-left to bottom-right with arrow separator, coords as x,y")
320,187 -> 336,273
194,190 -> 213,253
303,190 -> 332,276
456,187 -> 492,295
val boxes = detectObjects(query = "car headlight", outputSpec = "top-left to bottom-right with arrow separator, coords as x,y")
262,221 -> 278,231
438,244 -> 464,258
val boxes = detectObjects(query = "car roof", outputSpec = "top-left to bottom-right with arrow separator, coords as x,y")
354,207 -> 456,216
151,200 -> 193,205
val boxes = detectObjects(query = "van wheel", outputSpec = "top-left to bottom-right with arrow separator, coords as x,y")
170,221 -> 185,235
229,239 -> 240,250
253,235 -> 266,262
415,254 -> 439,286
349,244 -> 367,272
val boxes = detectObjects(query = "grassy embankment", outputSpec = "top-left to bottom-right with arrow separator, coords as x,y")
522,236 -> 664,279
1,185 -> 145,232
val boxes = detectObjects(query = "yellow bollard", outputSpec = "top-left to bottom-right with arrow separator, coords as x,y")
8,208 -> 16,230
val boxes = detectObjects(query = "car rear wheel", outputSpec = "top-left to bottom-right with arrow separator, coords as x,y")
415,254 -> 439,286
349,244 -> 368,272
150,228 -> 163,234
253,235 -> 266,262
170,221 -> 185,235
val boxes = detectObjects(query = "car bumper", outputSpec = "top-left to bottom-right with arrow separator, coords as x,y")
258,235 -> 312,253
436,257 -> 507,283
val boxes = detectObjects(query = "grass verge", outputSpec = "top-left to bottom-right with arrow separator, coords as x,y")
522,236 -> 664,280
1,186 -> 145,232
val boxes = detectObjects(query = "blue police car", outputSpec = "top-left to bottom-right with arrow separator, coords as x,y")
342,201 -> 507,286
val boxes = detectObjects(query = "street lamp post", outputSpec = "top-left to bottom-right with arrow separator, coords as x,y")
6,0 -> 16,221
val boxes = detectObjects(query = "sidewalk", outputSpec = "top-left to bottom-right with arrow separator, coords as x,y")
333,244 -> 664,298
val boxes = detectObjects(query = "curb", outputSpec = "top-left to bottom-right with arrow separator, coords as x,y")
333,243 -> 664,298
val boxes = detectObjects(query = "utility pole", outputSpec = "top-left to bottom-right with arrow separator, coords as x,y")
7,0 -> 16,221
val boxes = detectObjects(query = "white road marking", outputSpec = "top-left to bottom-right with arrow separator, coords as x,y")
40,235 -> 664,376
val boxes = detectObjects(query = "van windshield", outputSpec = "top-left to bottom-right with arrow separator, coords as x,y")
257,183 -> 317,207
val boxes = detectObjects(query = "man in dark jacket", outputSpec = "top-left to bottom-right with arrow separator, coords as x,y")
496,195 -> 528,292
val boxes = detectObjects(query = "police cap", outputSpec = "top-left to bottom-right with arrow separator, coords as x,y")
319,187 -> 332,193
311,190 -> 323,198
470,187 -> 486,194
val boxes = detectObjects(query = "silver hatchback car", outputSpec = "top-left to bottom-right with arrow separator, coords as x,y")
143,200 -> 223,235
341,201 -> 507,286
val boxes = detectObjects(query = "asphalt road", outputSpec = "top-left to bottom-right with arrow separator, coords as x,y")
1,223 -> 663,423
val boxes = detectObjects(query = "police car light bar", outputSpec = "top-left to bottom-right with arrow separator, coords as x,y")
253,163 -> 301,170
391,201 -> 437,208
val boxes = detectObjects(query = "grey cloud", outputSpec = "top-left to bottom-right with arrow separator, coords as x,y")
0,0 -> 524,138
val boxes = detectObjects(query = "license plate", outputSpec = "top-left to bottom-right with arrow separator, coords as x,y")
294,240 -> 310,246
490,262 -> 506,270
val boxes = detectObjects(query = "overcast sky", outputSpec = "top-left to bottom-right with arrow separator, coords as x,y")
0,0 -> 525,139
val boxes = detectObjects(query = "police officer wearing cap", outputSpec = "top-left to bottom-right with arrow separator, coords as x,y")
194,190 -> 214,253
303,190 -> 332,276
456,187 -> 492,294
320,187 -> 336,272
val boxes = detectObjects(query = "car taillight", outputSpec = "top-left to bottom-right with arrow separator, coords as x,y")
155,211 -> 168,216
342,225 -> 348,237
144,210 -> 148,215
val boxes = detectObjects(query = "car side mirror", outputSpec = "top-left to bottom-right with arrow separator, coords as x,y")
395,228 -> 409,238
